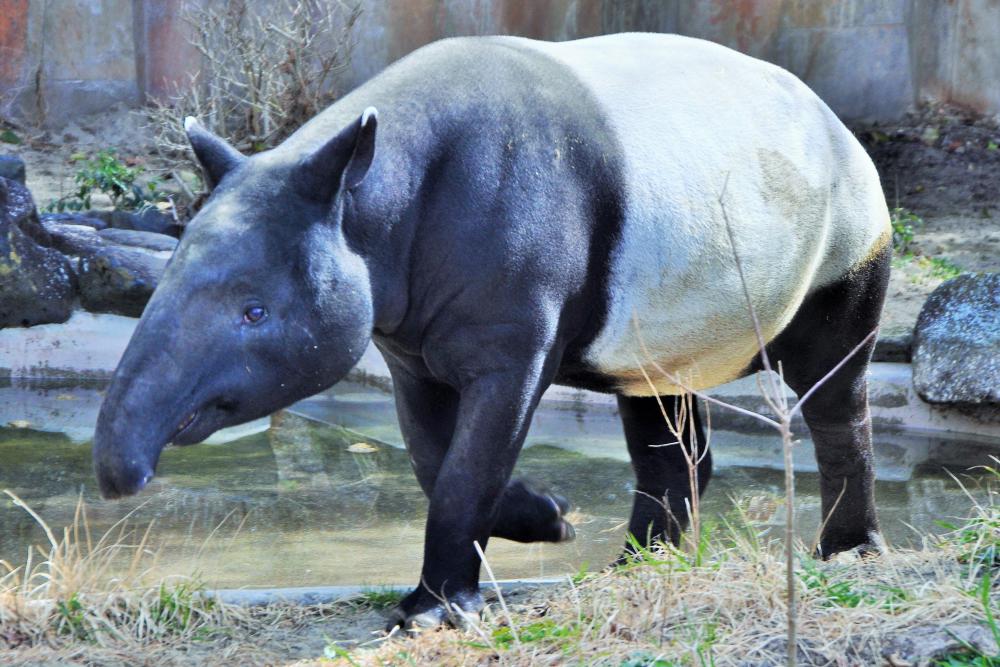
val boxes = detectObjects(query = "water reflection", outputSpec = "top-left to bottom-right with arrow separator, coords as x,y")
0,379 -> 995,589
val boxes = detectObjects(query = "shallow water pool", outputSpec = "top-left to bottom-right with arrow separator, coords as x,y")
0,379 -> 995,590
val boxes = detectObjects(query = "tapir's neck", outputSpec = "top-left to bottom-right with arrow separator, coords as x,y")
337,110 -> 438,336
281,53 -> 484,339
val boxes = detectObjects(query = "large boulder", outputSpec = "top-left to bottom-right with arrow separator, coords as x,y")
40,211 -> 108,230
0,156 -> 25,184
110,208 -> 182,238
41,215 -> 176,317
77,244 -> 170,317
38,218 -> 103,256
43,218 -> 178,255
912,273 -> 1000,411
98,228 -> 178,252
0,177 -> 76,327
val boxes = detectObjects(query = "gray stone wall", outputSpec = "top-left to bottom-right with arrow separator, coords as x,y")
1,0 -> 998,127
0,0 -> 141,125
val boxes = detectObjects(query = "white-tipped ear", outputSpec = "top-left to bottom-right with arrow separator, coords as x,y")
296,108 -> 379,201
360,106 -> 377,127
344,107 -> 378,190
184,117 -> 246,189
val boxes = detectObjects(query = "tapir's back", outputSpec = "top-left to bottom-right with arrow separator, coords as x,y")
502,34 -> 890,395
288,33 -> 889,396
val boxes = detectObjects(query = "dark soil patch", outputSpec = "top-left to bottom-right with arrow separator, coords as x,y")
855,103 -> 1000,217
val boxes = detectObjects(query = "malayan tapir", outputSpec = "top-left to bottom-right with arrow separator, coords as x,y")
93,33 -> 891,629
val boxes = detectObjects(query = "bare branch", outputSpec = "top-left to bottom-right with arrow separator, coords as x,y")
148,0 -> 362,177
717,175 -> 782,407
629,314 -> 782,430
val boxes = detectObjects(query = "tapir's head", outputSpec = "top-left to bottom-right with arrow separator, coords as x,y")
93,109 -> 379,498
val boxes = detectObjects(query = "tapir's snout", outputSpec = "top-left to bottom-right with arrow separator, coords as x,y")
95,456 -> 154,500
93,398 -> 163,499
92,353 -> 178,500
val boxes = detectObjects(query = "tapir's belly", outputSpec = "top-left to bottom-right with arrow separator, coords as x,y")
583,222 -> 815,396
520,34 -> 891,396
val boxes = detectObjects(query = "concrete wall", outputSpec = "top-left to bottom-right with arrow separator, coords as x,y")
0,0 -> 998,127
0,0 -> 142,124
909,0 -> 1000,116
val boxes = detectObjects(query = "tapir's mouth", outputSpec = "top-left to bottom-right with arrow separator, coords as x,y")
174,410 -> 199,440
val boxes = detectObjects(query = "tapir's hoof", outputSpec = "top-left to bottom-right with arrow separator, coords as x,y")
385,588 -> 484,633
492,479 -> 576,544
816,531 -> 886,561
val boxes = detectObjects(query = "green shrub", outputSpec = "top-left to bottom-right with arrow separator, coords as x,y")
47,150 -> 163,213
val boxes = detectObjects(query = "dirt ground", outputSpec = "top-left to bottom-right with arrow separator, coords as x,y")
3,102 -> 998,341
3,601 -> 387,666
1,587 -> 548,666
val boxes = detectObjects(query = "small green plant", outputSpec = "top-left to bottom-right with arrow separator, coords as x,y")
938,465 -> 1000,570
890,207 -> 964,281
356,587 -> 405,609
934,465 -> 1000,666
620,652 -> 680,667
324,638 -> 361,666
799,559 -> 911,612
47,150 -> 163,213
618,518 -> 723,573
55,592 -> 89,640
150,580 -> 213,633
570,561 -> 592,585
935,656 -> 999,666
0,129 -> 21,144
617,534 -> 690,573
799,560 -> 867,607
491,619 -> 581,649
891,207 -> 922,254
923,256 -> 964,280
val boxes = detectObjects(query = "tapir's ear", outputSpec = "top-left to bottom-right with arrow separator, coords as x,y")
296,107 -> 378,202
184,117 -> 246,189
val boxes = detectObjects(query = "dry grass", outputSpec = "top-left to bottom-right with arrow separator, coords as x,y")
0,490 -> 234,647
319,471 -> 999,667
1,472 -> 997,666
0,491 -> 380,665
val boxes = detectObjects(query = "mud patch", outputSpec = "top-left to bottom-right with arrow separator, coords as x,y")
856,103 -> 1000,217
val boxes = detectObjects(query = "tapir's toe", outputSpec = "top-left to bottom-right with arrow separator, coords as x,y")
546,493 -> 576,543
558,518 -> 576,542
385,588 -> 484,633
548,491 -> 571,516
492,478 -> 576,544
816,530 -> 886,561
385,606 -> 446,632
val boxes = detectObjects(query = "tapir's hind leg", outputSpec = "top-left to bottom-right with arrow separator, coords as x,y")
617,394 -> 711,552
761,244 -> 891,558
385,357 -> 573,544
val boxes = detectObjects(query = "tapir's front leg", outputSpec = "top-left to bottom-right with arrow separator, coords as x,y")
387,350 -> 555,630
383,352 -> 575,546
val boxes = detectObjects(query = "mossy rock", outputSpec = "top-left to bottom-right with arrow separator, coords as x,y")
0,178 -> 76,328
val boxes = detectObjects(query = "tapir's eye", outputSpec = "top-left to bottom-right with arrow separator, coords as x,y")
243,305 -> 267,324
